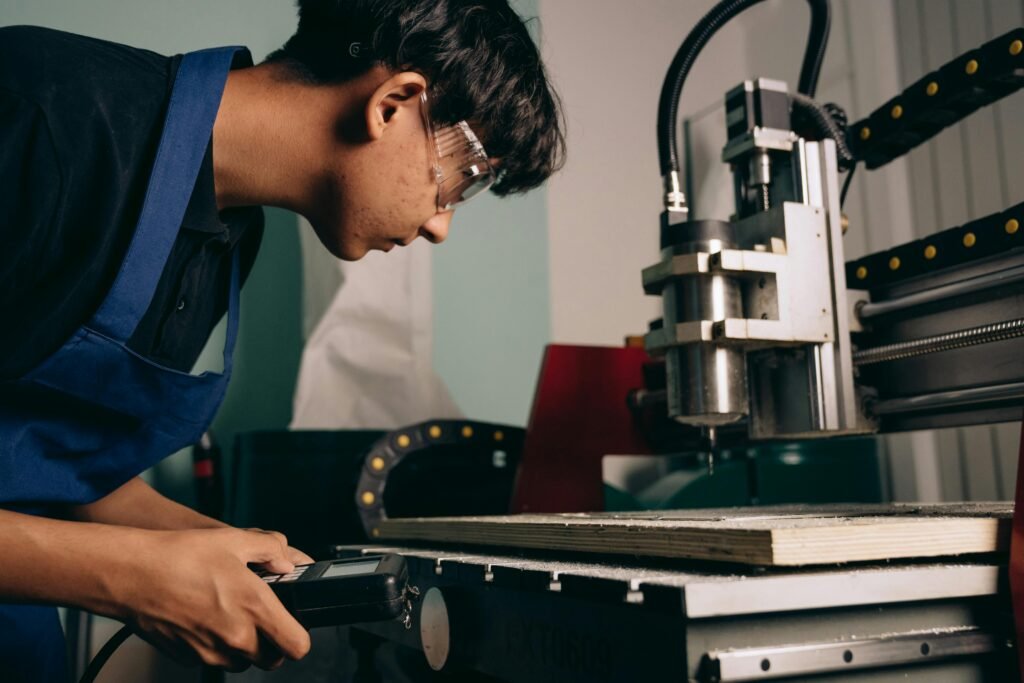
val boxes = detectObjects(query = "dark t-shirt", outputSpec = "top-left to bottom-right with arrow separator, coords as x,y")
0,26 -> 263,380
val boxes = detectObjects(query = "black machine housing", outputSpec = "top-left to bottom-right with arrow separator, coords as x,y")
259,554 -> 410,629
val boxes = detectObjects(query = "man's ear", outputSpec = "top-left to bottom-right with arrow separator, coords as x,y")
365,72 -> 428,141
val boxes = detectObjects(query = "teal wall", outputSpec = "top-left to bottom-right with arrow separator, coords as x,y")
1,1 -> 305,506
2,1 -> 296,57
432,0 -> 551,428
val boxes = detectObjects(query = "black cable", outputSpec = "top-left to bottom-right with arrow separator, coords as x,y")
789,92 -> 855,170
797,0 -> 831,97
79,625 -> 133,683
657,0 -> 831,178
840,163 -> 857,208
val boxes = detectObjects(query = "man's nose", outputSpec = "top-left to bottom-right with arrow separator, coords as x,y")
419,211 -> 453,244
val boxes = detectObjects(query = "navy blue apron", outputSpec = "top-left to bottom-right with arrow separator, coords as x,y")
0,46 -> 244,681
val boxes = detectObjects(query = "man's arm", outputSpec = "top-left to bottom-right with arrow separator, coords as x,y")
69,476 -> 226,531
0,508 -> 310,669
68,477 -> 313,565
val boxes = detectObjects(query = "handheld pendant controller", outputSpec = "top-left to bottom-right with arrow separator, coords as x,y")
256,554 -> 419,629
81,554 -> 418,683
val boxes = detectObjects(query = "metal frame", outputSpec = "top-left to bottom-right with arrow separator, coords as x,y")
706,628 -> 999,681
346,544 -> 1016,682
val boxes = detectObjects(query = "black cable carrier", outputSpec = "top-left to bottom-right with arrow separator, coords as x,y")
846,200 -> 1023,291
848,27 -> 1023,170
355,420 -> 525,539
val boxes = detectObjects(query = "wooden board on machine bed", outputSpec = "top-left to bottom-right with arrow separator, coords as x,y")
377,503 -> 1013,567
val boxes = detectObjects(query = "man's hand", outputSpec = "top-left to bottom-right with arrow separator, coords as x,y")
67,478 -> 314,669
245,527 -> 315,567
116,527 -> 312,671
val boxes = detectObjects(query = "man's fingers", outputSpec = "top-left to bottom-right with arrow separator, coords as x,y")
222,659 -> 253,674
255,587 -> 311,661
235,530 -> 294,574
135,628 -> 202,668
252,632 -> 288,671
287,546 -> 314,565
247,528 -> 289,550
196,648 -> 249,672
255,654 -> 287,672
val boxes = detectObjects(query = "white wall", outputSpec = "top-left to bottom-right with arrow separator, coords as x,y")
542,0 -> 748,345
539,0 -> 1022,501
539,0 -> 916,341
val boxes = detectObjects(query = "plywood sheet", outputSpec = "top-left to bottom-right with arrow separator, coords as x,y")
377,503 -> 1012,567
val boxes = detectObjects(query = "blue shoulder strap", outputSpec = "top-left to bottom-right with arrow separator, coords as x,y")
89,47 -> 243,350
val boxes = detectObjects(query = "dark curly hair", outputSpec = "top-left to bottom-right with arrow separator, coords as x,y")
266,0 -> 565,196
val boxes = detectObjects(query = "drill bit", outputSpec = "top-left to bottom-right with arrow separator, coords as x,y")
702,426 -> 718,477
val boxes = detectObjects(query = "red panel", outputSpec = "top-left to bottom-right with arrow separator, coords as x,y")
511,344 -> 652,513
193,458 -> 214,479
1011,414 -> 1024,679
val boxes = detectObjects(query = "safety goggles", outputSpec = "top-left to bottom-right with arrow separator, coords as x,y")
420,92 -> 496,211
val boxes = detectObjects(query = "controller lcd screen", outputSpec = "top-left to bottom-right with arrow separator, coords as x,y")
321,559 -> 381,579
